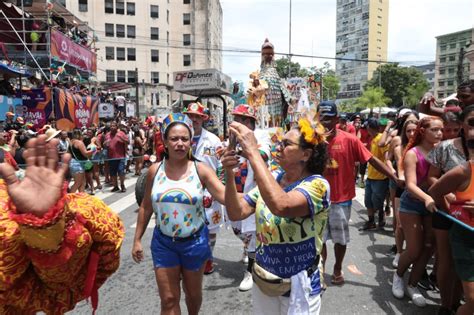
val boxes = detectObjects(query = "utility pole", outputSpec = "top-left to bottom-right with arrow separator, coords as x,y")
287,0 -> 292,78
135,67 -> 139,117
457,47 -> 465,85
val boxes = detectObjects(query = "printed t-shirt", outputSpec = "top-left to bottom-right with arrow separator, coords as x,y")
106,131 -> 128,159
324,130 -> 372,203
244,171 -> 330,295
367,133 -> 389,180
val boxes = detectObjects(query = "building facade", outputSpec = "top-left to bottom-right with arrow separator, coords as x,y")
335,0 -> 389,100
62,0 -> 222,114
434,28 -> 473,99
413,62 -> 435,92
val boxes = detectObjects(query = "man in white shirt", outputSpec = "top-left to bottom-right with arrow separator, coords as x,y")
184,102 -> 223,275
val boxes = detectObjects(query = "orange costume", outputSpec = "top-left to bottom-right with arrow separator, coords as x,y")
0,180 -> 124,314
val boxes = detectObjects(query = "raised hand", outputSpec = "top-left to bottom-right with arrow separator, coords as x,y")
228,122 -> 259,157
0,135 -> 71,216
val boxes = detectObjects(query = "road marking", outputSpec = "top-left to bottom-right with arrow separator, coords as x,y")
130,216 -> 155,229
94,179 -> 136,200
108,192 -> 138,214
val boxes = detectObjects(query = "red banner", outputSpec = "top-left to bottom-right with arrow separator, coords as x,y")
50,29 -> 97,73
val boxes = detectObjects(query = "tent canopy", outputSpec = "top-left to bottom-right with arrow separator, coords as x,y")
359,106 -> 395,115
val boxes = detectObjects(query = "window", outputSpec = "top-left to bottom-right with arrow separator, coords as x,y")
183,34 -> 191,46
127,70 -> 136,83
183,13 -> 191,25
184,0 -> 191,3
127,25 -> 135,38
116,24 -> 125,37
438,80 -> 445,87
450,43 -> 456,49
167,31 -> 169,44
183,54 -> 191,66
116,47 -> 125,60
127,2 -> 135,15
105,0 -> 113,13
448,68 -> 455,74
449,55 -> 455,61
151,72 -> 159,84
439,69 -> 445,75
150,5 -> 159,18
116,0 -> 124,14
440,57 -> 446,63
106,70 -> 115,82
440,45 -> 446,51
167,10 -> 169,23
105,47 -> 114,60
167,52 -> 169,65
105,23 -> 114,37
78,0 -> 88,12
150,27 -> 159,40
151,49 -> 159,62
58,0 -> 66,6
117,70 -> 126,83
127,48 -> 136,61
448,80 -> 454,86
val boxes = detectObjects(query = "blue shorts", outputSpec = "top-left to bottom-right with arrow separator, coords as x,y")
108,159 -> 125,176
364,179 -> 389,210
399,190 -> 431,216
69,158 -> 84,175
150,226 -> 211,271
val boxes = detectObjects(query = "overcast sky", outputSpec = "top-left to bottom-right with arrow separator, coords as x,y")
220,0 -> 474,82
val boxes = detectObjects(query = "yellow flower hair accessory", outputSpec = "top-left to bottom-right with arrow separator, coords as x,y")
298,117 -> 327,145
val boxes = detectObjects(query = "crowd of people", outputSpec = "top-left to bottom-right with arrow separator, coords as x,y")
0,80 -> 473,315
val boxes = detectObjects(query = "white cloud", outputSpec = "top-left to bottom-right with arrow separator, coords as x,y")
221,0 -> 473,82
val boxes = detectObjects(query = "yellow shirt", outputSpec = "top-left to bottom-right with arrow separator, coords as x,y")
367,133 -> 389,180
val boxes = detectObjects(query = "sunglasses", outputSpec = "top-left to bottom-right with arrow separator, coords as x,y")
277,139 -> 299,149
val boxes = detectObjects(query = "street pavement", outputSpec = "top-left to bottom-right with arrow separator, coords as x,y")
69,175 -> 442,315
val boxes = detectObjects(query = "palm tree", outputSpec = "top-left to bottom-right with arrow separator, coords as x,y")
356,87 -> 391,115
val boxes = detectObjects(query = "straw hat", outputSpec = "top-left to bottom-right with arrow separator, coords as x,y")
45,128 -> 61,142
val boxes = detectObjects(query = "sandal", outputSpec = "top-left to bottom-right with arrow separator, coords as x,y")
331,273 -> 345,285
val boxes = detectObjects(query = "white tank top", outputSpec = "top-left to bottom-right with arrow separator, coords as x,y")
151,160 -> 206,238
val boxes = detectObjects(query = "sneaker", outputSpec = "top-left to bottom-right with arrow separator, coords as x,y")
392,272 -> 404,299
392,253 -> 400,268
359,221 -> 377,231
204,260 -> 214,275
406,285 -> 426,307
111,186 -> 120,192
238,271 -> 253,291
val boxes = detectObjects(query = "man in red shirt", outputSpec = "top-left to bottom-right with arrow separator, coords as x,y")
104,121 -> 129,192
318,101 -> 400,285
336,114 -> 356,135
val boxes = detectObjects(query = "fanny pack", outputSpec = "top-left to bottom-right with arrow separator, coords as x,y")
252,255 -> 320,297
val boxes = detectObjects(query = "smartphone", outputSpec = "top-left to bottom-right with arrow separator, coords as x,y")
228,133 -> 237,151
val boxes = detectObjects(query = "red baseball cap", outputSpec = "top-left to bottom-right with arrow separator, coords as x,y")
184,102 -> 209,119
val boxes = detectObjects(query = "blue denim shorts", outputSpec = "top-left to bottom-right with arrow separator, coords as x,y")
399,190 -> 431,216
108,159 -> 125,176
364,179 -> 389,210
150,226 -> 211,271
69,158 -> 84,175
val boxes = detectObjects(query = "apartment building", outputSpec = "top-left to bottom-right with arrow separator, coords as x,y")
335,0 -> 389,100
413,62 -> 435,92
434,28 -> 473,98
62,0 -> 222,113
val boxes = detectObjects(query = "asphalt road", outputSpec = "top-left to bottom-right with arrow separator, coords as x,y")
69,176 -> 442,315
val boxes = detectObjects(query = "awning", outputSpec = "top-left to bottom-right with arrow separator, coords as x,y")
0,62 -> 31,77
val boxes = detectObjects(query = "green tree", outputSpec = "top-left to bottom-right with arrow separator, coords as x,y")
338,99 -> 359,113
356,87 -> 391,111
365,63 -> 430,107
275,57 -> 310,78
321,72 -> 340,101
